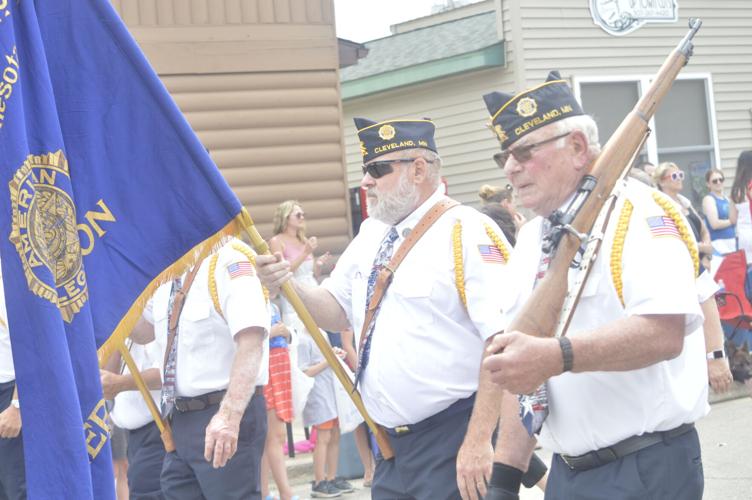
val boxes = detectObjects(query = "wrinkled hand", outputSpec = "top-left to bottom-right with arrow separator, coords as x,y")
304,236 -> 318,254
333,347 -> 347,360
316,252 -> 332,270
0,406 -> 21,439
707,358 -> 733,394
456,436 -> 493,500
255,253 -> 292,295
100,370 -> 123,400
483,332 -> 561,394
204,410 -> 240,468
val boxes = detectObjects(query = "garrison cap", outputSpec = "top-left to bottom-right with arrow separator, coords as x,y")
354,117 -> 437,164
482,71 -> 584,150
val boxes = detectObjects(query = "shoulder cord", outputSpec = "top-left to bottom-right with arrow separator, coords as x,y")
610,193 -> 700,307
451,221 -> 511,309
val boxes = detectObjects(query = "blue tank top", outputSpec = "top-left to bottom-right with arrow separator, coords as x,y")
706,193 -> 736,240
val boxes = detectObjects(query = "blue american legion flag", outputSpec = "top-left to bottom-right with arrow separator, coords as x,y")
0,1 -> 249,498
646,215 -> 680,238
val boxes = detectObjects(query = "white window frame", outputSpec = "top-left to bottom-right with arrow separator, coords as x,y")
572,73 -> 720,170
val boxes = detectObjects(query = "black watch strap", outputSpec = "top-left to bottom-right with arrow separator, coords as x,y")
559,336 -> 573,372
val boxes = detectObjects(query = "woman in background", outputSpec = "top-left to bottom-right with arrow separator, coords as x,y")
702,168 -> 737,255
731,151 -> 752,263
478,184 -> 526,233
269,200 -> 331,331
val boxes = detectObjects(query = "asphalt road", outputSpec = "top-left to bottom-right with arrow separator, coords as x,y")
285,396 -> 752,499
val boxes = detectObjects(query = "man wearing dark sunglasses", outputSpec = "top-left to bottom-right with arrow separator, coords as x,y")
256,117 -> 516,500
480,71 -> 706,500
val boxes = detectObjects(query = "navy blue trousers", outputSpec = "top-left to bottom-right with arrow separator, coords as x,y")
127,421 -> 166,500
160,392 -> 267,500
0,382 -> 25,500
372,401 -> 472,500
545,427 -> 703,500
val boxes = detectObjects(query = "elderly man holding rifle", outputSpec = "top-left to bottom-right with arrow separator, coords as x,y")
482,22 -> 707,500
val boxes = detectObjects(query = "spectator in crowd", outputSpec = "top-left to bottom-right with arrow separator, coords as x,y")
731,151 -> 752,262
654,162 -> 714,267
480,203 -> 517,246
270,201 -> 331,332
260,304 -> 298,500
702,168 -> 737,254
0,271 -> 26,500
101,339 -> 165,500
298,330 -> 353,498
478,184 -> 526,232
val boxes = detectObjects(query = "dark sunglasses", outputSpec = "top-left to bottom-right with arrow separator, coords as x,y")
710,177 -> 725,184
493,132 -> 571,168
362,158 -> 427,179
293,212 -> 305,219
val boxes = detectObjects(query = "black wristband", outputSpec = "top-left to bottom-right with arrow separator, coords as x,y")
558,336 -> 573,372
489,462 -> 523,493
521,452 -> 548,488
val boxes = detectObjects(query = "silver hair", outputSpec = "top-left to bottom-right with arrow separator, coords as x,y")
553,115 -> 601,156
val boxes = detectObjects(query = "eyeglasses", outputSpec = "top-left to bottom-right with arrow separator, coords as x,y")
293,212 -> 305,219
362,158 -> 430,179
493,132 -> 571,168
668,171 -> 685,181
710,177 -> 725,184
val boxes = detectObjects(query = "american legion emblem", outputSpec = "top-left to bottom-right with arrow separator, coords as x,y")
516,97 -> 537,118
9,151 -> 88,322
378,124 -> 396,140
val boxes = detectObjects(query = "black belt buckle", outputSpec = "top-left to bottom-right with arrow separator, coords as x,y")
174,397 -> 207,412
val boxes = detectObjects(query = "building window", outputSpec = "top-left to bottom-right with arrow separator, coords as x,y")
575,74 -> 719,207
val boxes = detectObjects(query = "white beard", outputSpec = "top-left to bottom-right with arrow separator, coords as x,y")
366,170 -> 420,225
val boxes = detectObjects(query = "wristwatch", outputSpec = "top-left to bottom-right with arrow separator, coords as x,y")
10,399 -> 19,409
706,349 -> 725,360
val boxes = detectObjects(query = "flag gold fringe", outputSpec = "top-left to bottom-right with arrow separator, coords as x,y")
97,213 -> 244,364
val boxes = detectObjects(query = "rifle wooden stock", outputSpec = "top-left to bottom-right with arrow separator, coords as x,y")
239,208 -> 395,459
508,20 -> 702,339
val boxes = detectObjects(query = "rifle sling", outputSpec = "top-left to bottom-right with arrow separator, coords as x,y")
358,198 -> 460,350
163,259 -> 204,369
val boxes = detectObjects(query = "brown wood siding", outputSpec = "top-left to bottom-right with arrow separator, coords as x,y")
515,0 -> 752,174
111,0 -> 351,254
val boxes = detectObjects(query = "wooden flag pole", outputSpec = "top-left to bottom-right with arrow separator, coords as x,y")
114,341 -> 175,452
239,208 -> 394,459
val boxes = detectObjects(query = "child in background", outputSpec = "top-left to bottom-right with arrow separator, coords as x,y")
261,303 -> 298,500
298,330 -> 354,498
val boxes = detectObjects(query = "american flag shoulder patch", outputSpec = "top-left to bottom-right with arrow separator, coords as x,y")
478,244 -> 505,264
646,215 -> 680,238
227,261 -> 255,279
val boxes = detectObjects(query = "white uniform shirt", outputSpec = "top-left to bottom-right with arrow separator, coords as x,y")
0,274 -> 13,383
145,240 -> 270,397
502,179 -> 708,456
323,187 -> 510,427
110,340 -> 162,430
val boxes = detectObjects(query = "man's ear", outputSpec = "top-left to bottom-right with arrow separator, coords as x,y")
569,130 -> 590,170
411,157 -> 429,183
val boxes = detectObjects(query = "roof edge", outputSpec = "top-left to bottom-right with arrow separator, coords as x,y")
341,42 -> 504,100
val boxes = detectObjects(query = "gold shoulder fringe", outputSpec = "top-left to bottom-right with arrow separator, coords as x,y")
610,200 -> 634,307
452,220 -> 467,308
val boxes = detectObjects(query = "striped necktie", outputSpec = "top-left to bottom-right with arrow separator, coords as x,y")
160,277 -> 182,417
354,227 -> 399,389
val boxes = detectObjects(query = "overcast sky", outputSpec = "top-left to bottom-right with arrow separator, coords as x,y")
333,0 -> 477,42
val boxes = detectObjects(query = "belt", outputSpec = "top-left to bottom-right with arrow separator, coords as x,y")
385,393 -> 475,436
559,422 -> 695,471
173,386 -> 263,413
